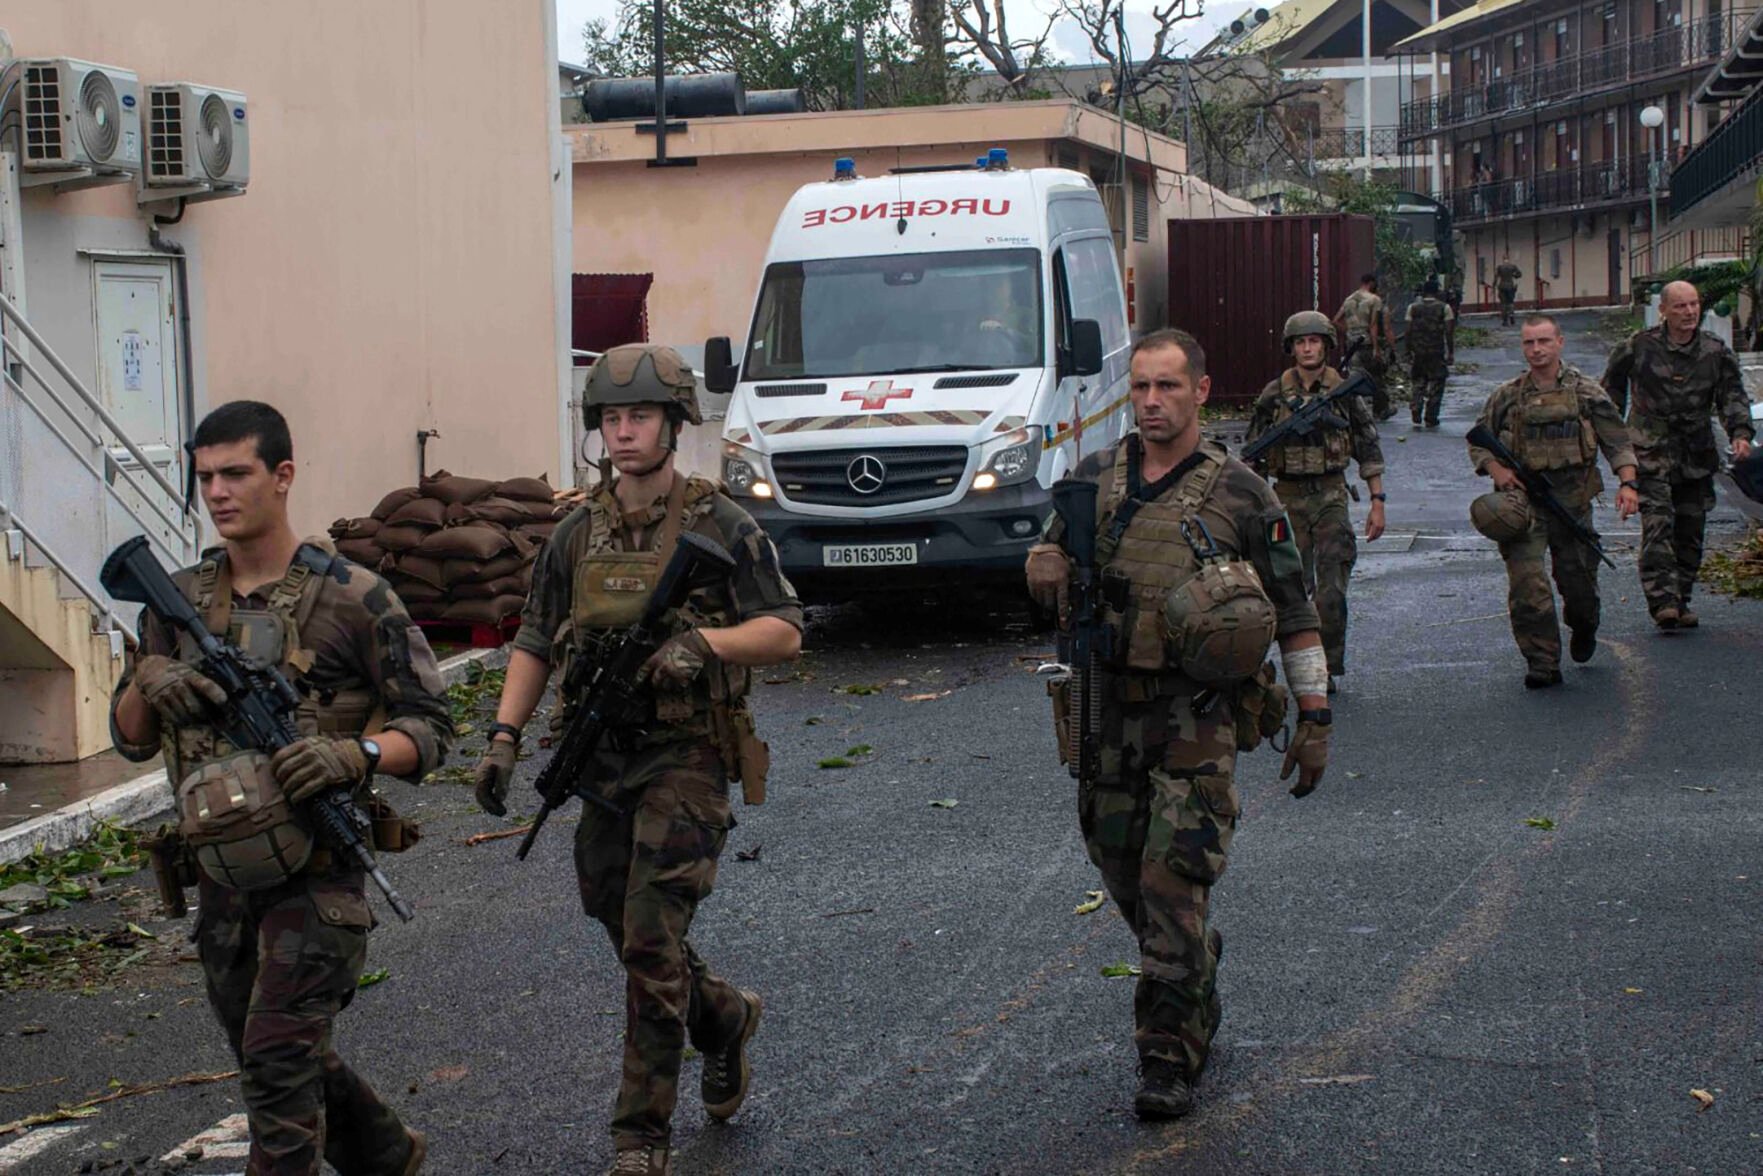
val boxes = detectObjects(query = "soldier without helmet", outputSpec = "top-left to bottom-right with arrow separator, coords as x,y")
1025,328 -> 1332,1122
1334,274 -> 1398,420
472,344 -> 802,1176
1405,279 -> 1455,428
1244,311 -> 1388,693
111,401 -> 452,1175
1469,315 -> 1638,687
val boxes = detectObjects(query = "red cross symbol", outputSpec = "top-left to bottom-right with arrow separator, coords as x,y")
842,380 -> 914,410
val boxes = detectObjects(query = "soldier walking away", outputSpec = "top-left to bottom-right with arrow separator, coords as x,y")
1245,311 -> 1388,693
1334,274 -> 1398,419
1602,280 -> 1757,630
1024,328 -> 1332,1121
1405,280 -> 1456,428
109,401 -> 452,1175
1469,316 -> 1639,687
472,344 -> 802,1176
1494,256 -> 1523,326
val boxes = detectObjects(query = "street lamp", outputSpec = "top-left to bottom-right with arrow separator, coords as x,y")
1640,104 -> 1665,276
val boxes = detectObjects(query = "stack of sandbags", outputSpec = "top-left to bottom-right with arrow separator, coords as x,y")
328,471 -> 565,625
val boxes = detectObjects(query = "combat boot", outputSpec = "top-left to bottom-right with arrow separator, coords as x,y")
1523,668 -> 1563,689
703,989 -> 763,1121
1677,607 -> 1699,629
1569,628 -> 1597,663
1652,606 -> 1680,631
609,1145 -> 671,1176
1134,1057 -> 1194,1120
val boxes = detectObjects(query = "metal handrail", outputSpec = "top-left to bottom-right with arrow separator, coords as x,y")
0,498 -> 119,635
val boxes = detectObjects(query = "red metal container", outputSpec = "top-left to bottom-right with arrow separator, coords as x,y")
1164,214 -> 1376,406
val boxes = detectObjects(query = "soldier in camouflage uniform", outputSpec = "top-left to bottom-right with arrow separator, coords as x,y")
473,344 -> 802,1176
1602,280 -> 1757,629
111,401 -> 451,1176
1025,328 -> 1332,1121
1245,311 -> 1388,692
1469,316 -> 1638,687
1404,279 -> 1455,428
1494,257 -> 1523,326
1334,274 -> 1397,419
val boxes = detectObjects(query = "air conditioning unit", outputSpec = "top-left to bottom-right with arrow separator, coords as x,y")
143,83 -> 249,195
15,58 -> 142,187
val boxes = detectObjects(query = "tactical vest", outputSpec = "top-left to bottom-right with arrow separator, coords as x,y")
569,474 -> 749,739
1506,379 -> 1596,472
1408,299 -> 1449,361
1262,370 -> 1353,478
1094,439 -> 1272,681
165,539 -> 381,890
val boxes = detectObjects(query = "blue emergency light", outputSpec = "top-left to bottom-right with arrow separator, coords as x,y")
987,147 -> 1009,169
833,157 -> 856,180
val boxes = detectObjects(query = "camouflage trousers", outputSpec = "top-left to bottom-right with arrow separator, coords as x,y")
1497,288 -> 1517,325
574,739 -> 748,1149
1080,686 -> 1237,1078
1409,359 -> 1448,425
1347,336 -> 1390,418
1498,499 -> 1600,673
196,870 -> 413,1176
1635,469 -> 1715,616
1277,479 -> 1357,676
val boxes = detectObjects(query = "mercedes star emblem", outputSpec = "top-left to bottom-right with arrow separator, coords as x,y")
846,454 -> 887,495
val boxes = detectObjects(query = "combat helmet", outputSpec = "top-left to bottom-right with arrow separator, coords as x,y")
1470,489 -> 1530,543
1159,520 -> 1279,688
583,343 -> 704,431
1283,310 -> 1336,353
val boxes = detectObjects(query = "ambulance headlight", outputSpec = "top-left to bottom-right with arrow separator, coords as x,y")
974,429 -> 1039,490
722,444 -> 772,499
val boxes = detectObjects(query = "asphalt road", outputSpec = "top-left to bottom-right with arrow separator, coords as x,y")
4,313 -> 1760,1175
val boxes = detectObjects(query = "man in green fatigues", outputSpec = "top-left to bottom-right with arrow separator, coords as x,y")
1334,274 -> 1397,419
1601,280 -> 1757,630
1494,257 -> 1523,326
1469,316 -> 1638,686
473,344 -> 802,1176
1246,311 -> 1388,693
1025,328 -> 1332,1121
1405,280 -> 1455,428
111,401 -> 451,1176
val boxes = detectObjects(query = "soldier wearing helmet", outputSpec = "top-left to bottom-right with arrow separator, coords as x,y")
1025,328 -> 1330,1123
472,343 -> 802,1176
110,401 -> 452,1174
1243,310 -> 1388,693
1333,274 -> 1397,419
1469,315 -> 1638,687
1404,278 -> 1455,428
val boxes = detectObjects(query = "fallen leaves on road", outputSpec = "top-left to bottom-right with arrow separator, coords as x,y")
357,968 -> 391,989
1100,962 -> 1141,979
1679,785 -> 1716,794
928,799 -> 959,809
820,907 -> 876,919
429,1065 -> 469,1084
0,1069 -> 236,1136
1298,1074 -> 1375,1086
735,845 -> 763,863
1690,1088 -> 1715,1111
818,757 -> 854,769
0,1076 -> 64,1095
833,683 -> 882,696
460,825 -> 532,847
1524,816 -> 1557,830
903,691 -> 953,702
1623,987 -> 1643,995
1074,891 -> 1106,916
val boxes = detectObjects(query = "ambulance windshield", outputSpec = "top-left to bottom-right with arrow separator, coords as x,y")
743,249 -> 1043,380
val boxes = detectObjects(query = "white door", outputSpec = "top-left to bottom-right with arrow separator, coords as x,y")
93,259 -> 184,558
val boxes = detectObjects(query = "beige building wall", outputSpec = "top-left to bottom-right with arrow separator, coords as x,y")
1462,214 -> 1638,310
3,0 -> 566,536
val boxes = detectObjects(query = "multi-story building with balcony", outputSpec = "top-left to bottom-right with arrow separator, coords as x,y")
1395,0 -> 1751,311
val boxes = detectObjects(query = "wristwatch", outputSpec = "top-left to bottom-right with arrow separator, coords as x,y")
1369,492 -> 1388,502
1298,707 -> 1333,726
357,737 -> 382,778
1620,479 -> 1640,491
488,721 -> 523,746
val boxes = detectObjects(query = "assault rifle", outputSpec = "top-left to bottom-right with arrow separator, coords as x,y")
99,536 -> 415,921
517,531 -> 736,860
1047,477 -> 1114,786
1239,368 -> 1377,467
1466,423 -> 1616,570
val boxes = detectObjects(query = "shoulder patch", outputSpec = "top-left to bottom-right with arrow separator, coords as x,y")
1265,510 -> 1303,583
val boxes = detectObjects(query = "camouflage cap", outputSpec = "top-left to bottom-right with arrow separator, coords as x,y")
584,343 -> 703,428
1470,489 -> 1530,543
1283,310 -> 1336,352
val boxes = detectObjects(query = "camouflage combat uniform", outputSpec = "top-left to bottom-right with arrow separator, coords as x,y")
1047,436 -> 1318,1083
1469,368 -> 1635,674
1405,294 -> 1454,426
1245,366 -> 1385,677
1337,288 -> 1390,417
111,540 -> 452,1176
1494,262 -> 1522,324
512,474 -> 801,1152
1602,326 -> 1756,619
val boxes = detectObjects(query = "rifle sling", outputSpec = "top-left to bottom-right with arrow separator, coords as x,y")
1099,438 -> 1208,560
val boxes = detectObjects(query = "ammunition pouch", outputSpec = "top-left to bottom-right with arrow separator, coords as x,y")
363,793 -> 422,853
144,824 -> 197,918
1230,661 -> 1289,752
711,702 -> 770,805
177,750 -> 314,892
1046,672 -> 1073,766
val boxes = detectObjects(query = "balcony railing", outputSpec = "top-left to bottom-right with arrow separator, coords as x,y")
1440,156 -> 1651,222
1400,11 -> 1749,139
1631,224 -> 1751,280
1669,83 -> 1763,220
1304,126 -> 1403,160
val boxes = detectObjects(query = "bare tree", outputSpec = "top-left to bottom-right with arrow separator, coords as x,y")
949,1 -> 1059,97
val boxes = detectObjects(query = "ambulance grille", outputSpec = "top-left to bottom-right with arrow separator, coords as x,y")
933,373 -> 1017,389
755,383 -> 827,398
773,446 -> 968,507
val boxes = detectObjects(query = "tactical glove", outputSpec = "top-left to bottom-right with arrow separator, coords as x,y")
270,736 -> 371,804
474,738 -> 518,817
132,655 -> 227,726
1280,721 -> 1330,798
1024,543 -> 1070,619
639,630 -> 714,689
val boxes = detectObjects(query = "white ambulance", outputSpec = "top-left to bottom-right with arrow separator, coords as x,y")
703,148 -> 1133,595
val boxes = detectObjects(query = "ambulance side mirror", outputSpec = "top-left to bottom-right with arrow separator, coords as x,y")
703,336 -> 738,394
1067,319 -> 1104,378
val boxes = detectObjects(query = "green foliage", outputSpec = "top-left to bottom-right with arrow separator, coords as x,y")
1,821 -> 145,907
1650,260 -> 1752,318
0,923 -> 161,991
1701,530 -> 1763,600
1285,179 -> 1433,296
447,664 -> 506,729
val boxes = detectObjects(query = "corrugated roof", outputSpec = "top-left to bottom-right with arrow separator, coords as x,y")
1695,6 -> 1763,103
1392,0 -> 1525,55
1234,0 -> 1344,54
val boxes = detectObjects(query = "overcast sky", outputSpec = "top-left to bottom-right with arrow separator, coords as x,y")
555,0 -> 1261,69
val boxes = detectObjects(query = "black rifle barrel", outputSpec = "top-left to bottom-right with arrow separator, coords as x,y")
1466,423 -> 1616,570
1239,370 -> 1375,465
